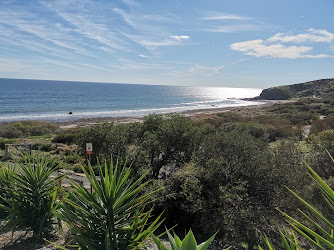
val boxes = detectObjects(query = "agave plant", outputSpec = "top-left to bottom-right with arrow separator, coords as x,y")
152,229 -> 219,250
260,151 -> 334,249
0,155 -> 61,238
56,158 -> 164,250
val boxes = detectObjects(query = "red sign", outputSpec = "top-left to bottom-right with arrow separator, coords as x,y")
86,143 -> 93,155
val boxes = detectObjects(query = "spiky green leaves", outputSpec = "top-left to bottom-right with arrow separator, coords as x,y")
152,229 -> 218,250
0,155 -> 61,238
57,157 -> 164,250
260,152 -> 334,249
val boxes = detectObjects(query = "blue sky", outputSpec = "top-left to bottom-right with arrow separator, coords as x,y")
0,0 -> 333,88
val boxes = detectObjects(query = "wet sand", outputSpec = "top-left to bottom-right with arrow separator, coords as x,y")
56,100 -> 291,129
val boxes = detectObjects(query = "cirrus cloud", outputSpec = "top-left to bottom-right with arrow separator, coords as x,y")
268,28 -> 334,44
170,35 -> 190,41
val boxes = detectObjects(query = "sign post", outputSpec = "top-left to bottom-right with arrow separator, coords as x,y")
86,143 -> 93,193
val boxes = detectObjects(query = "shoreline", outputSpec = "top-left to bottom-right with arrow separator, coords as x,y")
56,100 -> 289,129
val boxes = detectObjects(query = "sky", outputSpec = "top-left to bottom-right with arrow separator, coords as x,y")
0,0 -> 333,88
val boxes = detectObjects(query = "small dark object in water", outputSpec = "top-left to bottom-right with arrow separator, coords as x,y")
69,112 -> 73,115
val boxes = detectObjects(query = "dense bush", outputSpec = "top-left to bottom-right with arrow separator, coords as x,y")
0,138 -> 16,150
78,122 -> 140,165
32,142 -> 55,152
52,133 -> 79,144
325,108 -> 334,116
310,116 -> 334,135
0,125 -> 22,138
137,114 -> 200,178
0,121 -> 58,138
261,160 -> 334,249
152,131 -> 275,248
252,116 -> 302,139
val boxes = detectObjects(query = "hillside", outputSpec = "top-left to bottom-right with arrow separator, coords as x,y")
259,78 -> 334,100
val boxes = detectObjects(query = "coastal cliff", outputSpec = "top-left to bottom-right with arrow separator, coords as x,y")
259,78 -> 334,100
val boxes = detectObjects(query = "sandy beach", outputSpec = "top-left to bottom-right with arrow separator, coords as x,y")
56,100 -> 290,129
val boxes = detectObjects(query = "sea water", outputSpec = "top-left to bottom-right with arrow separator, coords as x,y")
0,78 -> 262,122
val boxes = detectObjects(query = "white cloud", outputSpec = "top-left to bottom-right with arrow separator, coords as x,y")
203,24 -> 261,33
189,64 -> 224,76
268,29 -> 334,43
201,12 -> 263,33
202,13 -> 250,21
230,39 -> 329,59
231,28 -> 334,59
139,54 -> 150,58
170,35 -> 190,41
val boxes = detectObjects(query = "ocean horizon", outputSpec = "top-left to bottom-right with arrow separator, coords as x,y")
0,78 -> 263,122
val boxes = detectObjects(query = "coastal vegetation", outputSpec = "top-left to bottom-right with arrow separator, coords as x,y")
259,78 -> 334,100
0,79 -> 334,249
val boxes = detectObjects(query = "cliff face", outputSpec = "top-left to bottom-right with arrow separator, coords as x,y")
259,79 -> 334,100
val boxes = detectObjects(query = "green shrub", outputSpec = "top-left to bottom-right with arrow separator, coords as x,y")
260,154 -> 334,249
78,122 -> 140,165
0,138 -> 16,150
310,116 -> 334,135
56,158 -> 163,249
153,130 -> 277,248
0,121 -> 58,138
32,143 -> 55,152
253,116 -> 301,139
0,155 -> 61,238
63,154 -> 83,165
0,125 -> 22,138
325,108 -> 334,116
138,114 -> 200,178
52,133 -> 79,144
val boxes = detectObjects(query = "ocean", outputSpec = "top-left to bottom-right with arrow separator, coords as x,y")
0,78 -> 262,122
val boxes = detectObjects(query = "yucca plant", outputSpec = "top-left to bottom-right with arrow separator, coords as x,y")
0,162 -> 17,219
260,151 -> 334,249
152,229 -> 219,250
56,158 -> 164,250
259,230 -> 301,250
0,155 -> 61,238
279,161 -> 334,249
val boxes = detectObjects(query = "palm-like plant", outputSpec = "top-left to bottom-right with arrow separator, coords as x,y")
0,155 -> 61,238
56,158 -> 164,250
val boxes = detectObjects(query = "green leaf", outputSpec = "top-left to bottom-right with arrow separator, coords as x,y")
181,229 -> 197,250
197,231 -> 218,250
152,234 -> 169,250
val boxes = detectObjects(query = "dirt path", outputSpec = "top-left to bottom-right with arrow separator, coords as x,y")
302,115 -> 326,138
